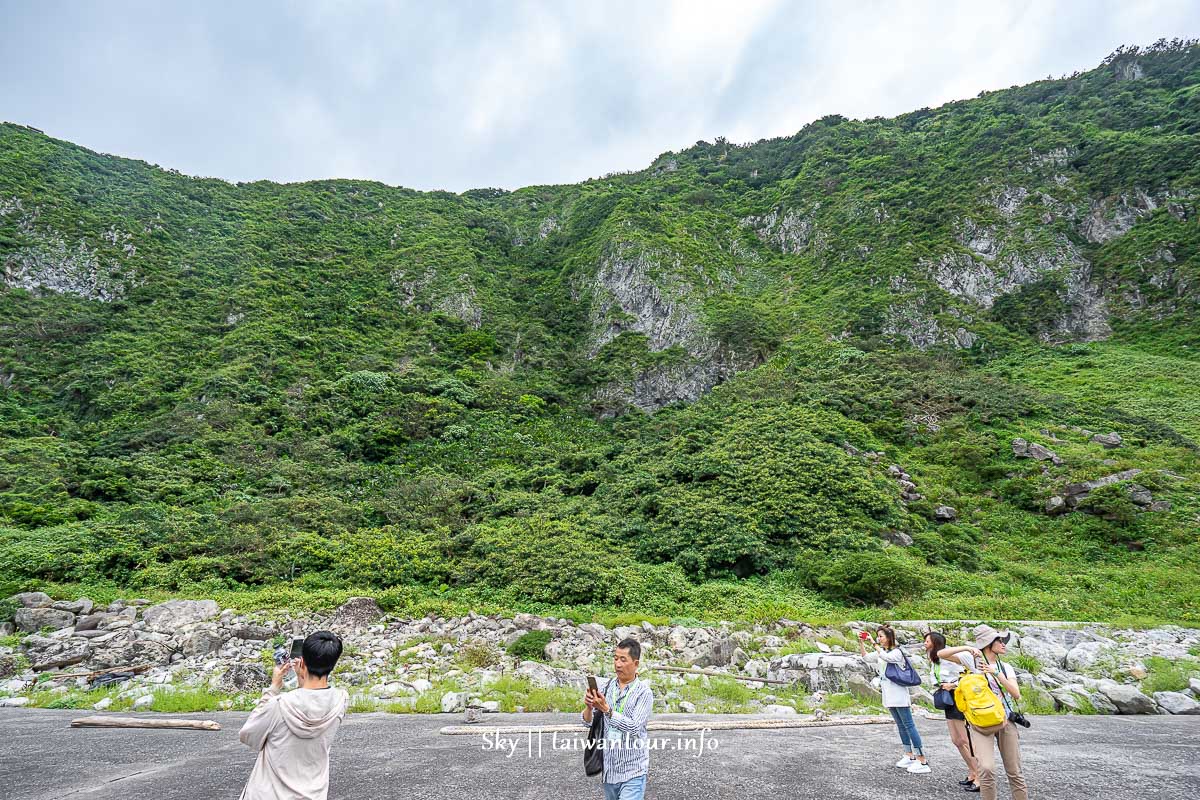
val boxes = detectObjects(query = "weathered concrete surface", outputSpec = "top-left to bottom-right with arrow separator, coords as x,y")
1,709 -> 1197,799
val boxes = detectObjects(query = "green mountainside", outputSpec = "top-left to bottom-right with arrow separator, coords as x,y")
2,41 -> 1198,623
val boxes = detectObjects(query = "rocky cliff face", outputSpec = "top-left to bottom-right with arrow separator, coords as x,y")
582,240 -> 749,413
0,198 -> 137,302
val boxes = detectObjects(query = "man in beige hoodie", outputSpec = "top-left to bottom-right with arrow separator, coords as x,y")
239,631 -> 350,800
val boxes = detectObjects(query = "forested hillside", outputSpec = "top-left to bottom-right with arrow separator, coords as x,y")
2,41 -> 1198,623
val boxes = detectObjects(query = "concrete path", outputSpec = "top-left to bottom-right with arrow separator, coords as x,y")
2,708 -> 1197,799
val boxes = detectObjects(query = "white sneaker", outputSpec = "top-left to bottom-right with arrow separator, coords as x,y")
895,756 -> 915,768
907,761 -> 931,774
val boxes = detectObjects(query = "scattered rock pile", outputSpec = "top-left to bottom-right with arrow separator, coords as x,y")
2,594 -> 1198,716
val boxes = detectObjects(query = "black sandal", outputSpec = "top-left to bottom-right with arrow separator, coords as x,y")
964,784 -> 981,793
958,779 -> 975,786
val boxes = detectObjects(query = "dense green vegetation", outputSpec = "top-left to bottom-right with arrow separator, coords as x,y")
1,42 -> 1198,623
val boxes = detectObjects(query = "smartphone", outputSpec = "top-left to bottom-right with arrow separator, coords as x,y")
587,675 -> 599,693
290,637 -> 305,660
858,630 -> 870,641
273,647 -> 289,665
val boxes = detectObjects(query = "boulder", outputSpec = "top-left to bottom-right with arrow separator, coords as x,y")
14,607 -> 75,633
1091,432 -> 1123,449
690,637 -> 736,668
1013,438 -> 1063,465
142,600 -> 219,633
0,697 -> 30,707
1127,485 -> 1154,506
1065,641 -> 1111,672
1064,469 -> 1142,508
231,625 -> 274,641
327,597 -> 384,631
74,613 -> 111,632
1050,689 -> 1089,712
1018,637 -> 1068,669
441,691 -> 469,713
52,598 -> 94,616
1153,691 -> 1200,715
1045,496 -> 1067,515
880,530 -> 913,547
515,661 -> 561,689
1099,682 -> 1155,715
846,672 -> 877,702
8,592 -> 52,609
1089,692 -> 1119,715
218,664 -> 269,693
0,654 -> 16,678
87,630 -> 171,669
762,704 -> 798,716
934,505 -> 957,522
179,623 -> 224,657
1190,678 -> 1200,697
24,636 -> 90,670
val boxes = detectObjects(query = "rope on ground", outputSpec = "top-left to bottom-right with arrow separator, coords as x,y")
439,715 -> 891,735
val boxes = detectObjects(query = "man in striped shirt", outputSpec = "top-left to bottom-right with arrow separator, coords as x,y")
581,638 -> 654,800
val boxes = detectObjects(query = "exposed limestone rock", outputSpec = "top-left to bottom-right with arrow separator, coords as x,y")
1079,189 -> 1188,244
585,241 -> 749,412
392,268 -> 483,330
1,226 -> 136,302
740,204 -> 819,254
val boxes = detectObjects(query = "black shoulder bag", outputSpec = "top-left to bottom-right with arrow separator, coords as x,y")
583,681 -> 606,776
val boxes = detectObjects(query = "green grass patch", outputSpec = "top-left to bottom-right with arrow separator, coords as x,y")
1012,654 -> 1043,674
1141,656 -> 1194,693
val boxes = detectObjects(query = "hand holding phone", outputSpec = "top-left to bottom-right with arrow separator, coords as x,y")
858,630 -> 870,641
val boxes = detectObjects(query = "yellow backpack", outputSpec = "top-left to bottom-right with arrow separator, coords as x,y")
955,668 -> 1007,729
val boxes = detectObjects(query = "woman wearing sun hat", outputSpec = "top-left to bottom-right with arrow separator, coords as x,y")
938,624 -> 1030,800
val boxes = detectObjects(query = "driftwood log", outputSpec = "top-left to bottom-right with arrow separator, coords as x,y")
39,663 -> 155,681
70,716 -> 221,731
649,665 -> 791,685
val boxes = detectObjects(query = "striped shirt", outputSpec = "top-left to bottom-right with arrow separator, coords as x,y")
579,676 -> 654,784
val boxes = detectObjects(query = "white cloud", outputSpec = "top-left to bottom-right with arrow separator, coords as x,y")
1,0 -> 1198,190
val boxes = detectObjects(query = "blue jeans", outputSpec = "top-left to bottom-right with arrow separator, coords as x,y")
603,774 -> 646,800
888,706 -> 924,756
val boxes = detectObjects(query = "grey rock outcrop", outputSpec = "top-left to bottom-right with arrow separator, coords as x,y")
13,607 -> 75,633
142,600 -> 220,633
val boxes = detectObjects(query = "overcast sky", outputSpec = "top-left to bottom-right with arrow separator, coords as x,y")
2,1 -> 1199,192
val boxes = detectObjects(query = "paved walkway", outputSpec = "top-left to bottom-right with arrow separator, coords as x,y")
3,709 -> 1197,799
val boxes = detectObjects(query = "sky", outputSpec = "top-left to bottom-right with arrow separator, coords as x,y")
2,1 -> 1199,192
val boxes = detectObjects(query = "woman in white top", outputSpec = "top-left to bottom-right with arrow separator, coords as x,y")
858,625 -> 930,774
925,631 -> 980,792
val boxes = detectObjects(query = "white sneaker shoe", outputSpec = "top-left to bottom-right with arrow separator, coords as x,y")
907,761 -> 931,774
895,756 -> 915,768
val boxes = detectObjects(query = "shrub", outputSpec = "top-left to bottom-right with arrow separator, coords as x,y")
457,641 -> 502,669
802,549 -> 927,605
507,630 -> 553,662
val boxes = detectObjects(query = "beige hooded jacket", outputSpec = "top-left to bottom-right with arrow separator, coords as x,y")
238,685 -> 350,800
